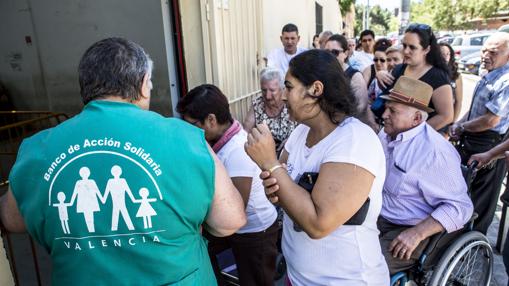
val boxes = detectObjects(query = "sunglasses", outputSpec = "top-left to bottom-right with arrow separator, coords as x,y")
407,23 -> 432,33
327,49 -> 344,57
374,58 -> 386,63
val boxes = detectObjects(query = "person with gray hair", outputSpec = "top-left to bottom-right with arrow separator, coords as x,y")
318,30 -> 333,49
243,67 -> 297,153
378,76 -> 472,275
450,32 -> 509,234
1,37 -> 246,285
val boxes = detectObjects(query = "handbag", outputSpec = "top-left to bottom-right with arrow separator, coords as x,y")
292,172 -> 371,232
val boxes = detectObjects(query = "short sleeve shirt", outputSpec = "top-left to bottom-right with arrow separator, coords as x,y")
282,117 -> 389,286
216,130 -> 277,233
467,63 -> 509,134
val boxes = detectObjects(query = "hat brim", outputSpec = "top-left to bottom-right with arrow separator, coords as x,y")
379,94 -> 434,113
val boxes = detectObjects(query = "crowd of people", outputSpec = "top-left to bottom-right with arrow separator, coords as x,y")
1,21 -> 509,286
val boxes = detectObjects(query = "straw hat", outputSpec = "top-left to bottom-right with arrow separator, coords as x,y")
380,76 -> 434,113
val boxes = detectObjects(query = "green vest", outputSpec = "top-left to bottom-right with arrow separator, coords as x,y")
9,101 -> 216,285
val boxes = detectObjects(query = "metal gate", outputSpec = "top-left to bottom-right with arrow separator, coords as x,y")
200,0 -> 264,122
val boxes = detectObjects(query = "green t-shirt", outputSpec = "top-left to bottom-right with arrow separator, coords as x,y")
9,100 -> 216,285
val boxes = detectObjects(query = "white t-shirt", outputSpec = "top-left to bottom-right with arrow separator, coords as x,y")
217,129 -> 277,233
349,50 -> 374,72
267,47 -> 307,75
282,118 -> 389,286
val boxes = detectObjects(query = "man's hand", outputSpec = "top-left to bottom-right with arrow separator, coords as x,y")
389,227 -> 424,260
469,151 -> 494,169
449,123 -> 464,140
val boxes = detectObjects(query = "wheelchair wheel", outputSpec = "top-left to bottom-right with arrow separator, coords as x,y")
427,231 -> 493,286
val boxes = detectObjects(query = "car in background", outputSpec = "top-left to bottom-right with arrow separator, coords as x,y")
451,33 -> 491,60
458,52 -> 481,75
499,24 -> 509,33
438,36 -> 455,45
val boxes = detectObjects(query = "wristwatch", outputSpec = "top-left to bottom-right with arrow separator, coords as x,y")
458,123 -> 465,133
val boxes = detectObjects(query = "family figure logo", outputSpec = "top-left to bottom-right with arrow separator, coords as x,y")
53,165 -> 158,234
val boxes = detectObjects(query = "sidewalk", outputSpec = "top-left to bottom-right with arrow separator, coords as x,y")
488,201 -> 508,286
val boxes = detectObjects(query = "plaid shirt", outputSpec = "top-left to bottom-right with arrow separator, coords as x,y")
467,63 -> 509,134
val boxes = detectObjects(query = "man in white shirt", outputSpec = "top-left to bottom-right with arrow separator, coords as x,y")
349,29 -> 375,72
266,23 -> 307,74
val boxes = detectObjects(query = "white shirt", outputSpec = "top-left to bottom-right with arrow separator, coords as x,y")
267,47 -> 307,75
349,50 -> 374,72
282,118 -> 389,285
217,130 -> 277,233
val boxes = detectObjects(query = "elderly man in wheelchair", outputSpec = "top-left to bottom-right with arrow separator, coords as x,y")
377,77 -> 493,285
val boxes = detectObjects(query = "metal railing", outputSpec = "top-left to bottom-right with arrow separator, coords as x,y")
0,111 -> 68,286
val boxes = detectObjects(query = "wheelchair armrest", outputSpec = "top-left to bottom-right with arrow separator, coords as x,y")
418,231 -> 446,267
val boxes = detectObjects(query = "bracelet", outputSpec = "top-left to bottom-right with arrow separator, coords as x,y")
268,164 -> 285,174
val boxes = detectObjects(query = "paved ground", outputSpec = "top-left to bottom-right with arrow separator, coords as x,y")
488,203 -> 508,286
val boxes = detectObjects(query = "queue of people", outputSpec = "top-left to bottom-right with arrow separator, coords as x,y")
0,22 -> 509,286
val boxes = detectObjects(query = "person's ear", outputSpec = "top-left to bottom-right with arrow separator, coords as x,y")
140,72 -> 151,99
280,35 -> 284,43
308,81 -> 324,97
206,113 -> 217,127
423,45 -> 431,56
413,110 -> 423,126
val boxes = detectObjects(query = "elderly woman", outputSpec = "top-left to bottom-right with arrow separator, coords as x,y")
245,49 -> 389,285
177,84 -> 278,286
243,67 -> 297,152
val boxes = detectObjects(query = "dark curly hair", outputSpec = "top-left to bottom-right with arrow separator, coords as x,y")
439,42 -> 460,81
288,49 -> 357,124
374,38 -> 392,52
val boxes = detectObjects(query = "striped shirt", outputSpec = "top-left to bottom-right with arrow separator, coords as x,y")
467,62 -> 509,134
378,123 -> 473,233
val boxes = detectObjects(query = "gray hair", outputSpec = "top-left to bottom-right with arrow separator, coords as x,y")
260,67 -> 284,88
488,32 -> 509,50
78,37 -> 153,104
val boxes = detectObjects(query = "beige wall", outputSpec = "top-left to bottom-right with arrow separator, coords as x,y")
0,231 -> 14,286
262,0 -> 341,55
179,0 -> 341,121
179,0 -> 208,90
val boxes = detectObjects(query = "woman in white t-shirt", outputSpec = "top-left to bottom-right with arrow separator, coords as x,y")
245,49 -> 390,285
177,84 -> 278,286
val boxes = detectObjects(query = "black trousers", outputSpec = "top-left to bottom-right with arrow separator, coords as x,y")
203,220 -> 279,286
457,131 -> 507,234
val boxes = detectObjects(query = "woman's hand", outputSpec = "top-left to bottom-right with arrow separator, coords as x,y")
375,70 -> 394,89
260,170 -> 280,203
245,123 -> 279,171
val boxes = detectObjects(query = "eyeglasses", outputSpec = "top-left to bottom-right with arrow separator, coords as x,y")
327,49 -> 344,57
374,58 -> 386,63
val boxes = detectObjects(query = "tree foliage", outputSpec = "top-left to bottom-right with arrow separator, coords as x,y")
338,0 -> 356,15
354,4 -> 397,36
410,0 -> 509,30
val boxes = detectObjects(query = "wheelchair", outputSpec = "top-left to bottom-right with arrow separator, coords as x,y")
390,162 -> 494,286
